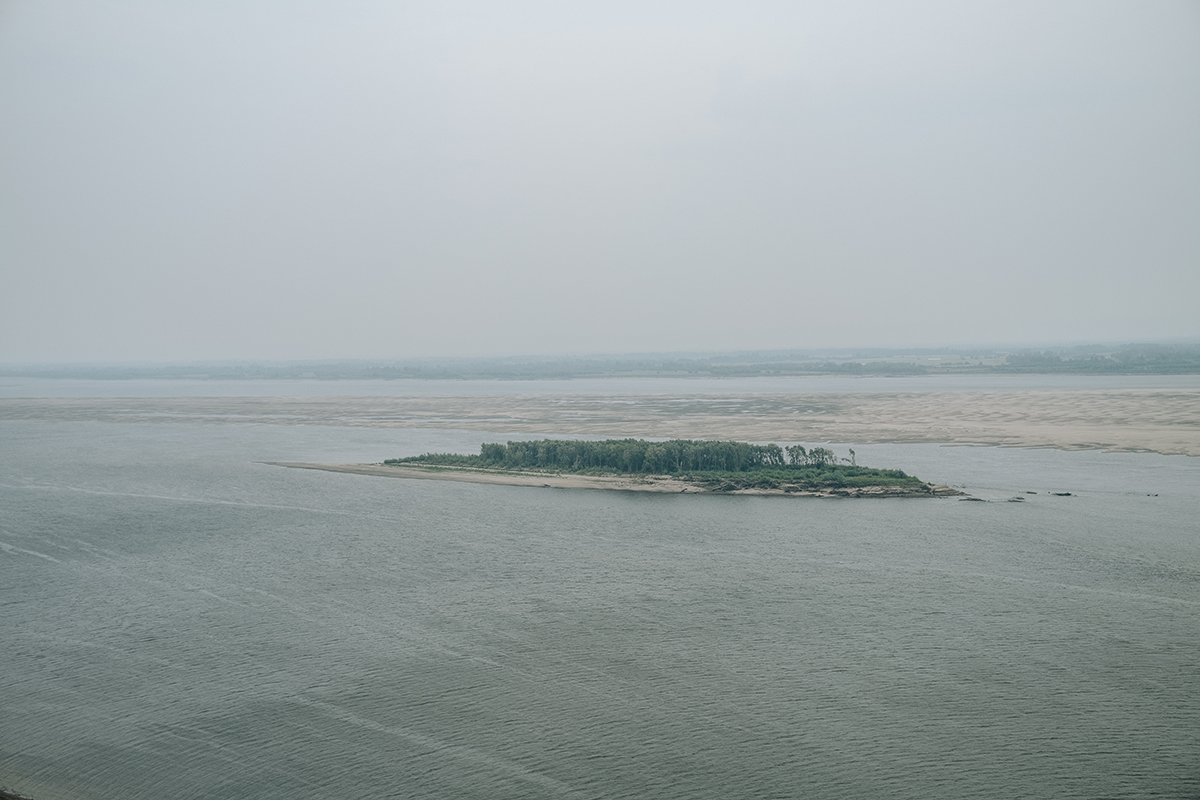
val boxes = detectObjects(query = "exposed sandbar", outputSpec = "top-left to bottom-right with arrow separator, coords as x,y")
4,389 -> 1197,456
268,462 -> 960,497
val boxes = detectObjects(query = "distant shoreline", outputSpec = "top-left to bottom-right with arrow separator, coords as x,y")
4,341 -> 1199,382
268,462 -> 963,497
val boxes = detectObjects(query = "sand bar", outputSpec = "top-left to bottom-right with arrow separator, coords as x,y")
3,390 -> 1198,456
268,462 -> 960,497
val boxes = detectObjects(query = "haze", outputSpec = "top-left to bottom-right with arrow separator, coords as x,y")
1,1 -> 1198,362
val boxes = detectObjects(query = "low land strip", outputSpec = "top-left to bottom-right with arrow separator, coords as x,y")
270,462 -> 960,497
385,438 -> 951,496
3,390 -> 1197,455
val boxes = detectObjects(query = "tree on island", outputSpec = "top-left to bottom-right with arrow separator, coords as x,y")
386,439 -> 920,490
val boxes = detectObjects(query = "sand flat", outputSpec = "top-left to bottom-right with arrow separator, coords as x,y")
269,462 -> 704,492
3,389 -> 1198,455
267,462 -> 955,497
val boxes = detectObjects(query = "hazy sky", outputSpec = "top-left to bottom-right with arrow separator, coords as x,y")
2,1 -> 1198,362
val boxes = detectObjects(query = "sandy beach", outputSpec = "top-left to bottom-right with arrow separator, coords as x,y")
268,462 -> 961,497
3,389 -> 1198,456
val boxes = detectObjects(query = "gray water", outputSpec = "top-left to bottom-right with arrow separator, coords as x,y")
2,420 -> 1198,799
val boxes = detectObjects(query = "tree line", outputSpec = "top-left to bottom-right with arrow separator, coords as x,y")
389,438 -> 870,476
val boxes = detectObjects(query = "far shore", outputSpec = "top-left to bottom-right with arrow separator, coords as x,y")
268,462 -> 963,497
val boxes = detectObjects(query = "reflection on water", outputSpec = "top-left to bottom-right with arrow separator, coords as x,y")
1,421 -> 1198,799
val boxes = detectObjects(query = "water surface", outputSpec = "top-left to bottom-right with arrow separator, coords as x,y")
1,421 -> 1197,799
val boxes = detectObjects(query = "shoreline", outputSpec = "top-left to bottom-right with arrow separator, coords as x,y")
268,462 -> 963,497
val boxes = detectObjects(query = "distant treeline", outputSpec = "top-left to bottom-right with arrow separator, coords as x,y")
387,438 -> 920,488
0,358 -> 925,380
995,345 -> 1200,374
5,343 -> 1196,381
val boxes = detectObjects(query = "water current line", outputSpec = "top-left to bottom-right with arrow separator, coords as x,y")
292,697 -> 588,798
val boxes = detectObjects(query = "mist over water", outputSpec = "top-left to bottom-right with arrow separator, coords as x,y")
2,417 -> 1197,799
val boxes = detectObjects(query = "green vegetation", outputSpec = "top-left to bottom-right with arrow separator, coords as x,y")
385,438 -> 925,491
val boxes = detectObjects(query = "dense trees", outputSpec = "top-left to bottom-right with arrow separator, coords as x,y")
387,438 -> 909,480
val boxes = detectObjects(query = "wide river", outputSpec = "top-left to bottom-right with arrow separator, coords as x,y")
2,377 -> 1198,799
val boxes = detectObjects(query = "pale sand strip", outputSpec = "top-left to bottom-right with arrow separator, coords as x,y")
267,462 -> 957,497
2,389 -> 1198,455
270,462 -> 707,492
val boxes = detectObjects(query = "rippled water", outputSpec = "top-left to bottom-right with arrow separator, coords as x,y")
2,420 -> 1198,799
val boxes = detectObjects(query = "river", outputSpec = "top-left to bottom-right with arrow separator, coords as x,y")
1,378 -> 1197,799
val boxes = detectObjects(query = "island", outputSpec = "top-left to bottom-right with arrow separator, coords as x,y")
272,439 -> 961,497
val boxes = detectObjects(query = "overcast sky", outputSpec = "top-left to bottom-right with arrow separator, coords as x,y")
1,1 -> 1198,362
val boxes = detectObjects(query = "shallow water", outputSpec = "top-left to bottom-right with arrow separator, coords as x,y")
2,420 -> 1198,799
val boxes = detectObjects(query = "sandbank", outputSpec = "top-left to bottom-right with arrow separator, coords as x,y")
268,462 -> 960,497
3,388 -> 1197,456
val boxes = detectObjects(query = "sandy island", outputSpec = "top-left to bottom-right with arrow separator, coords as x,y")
268,462 -> 962,497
